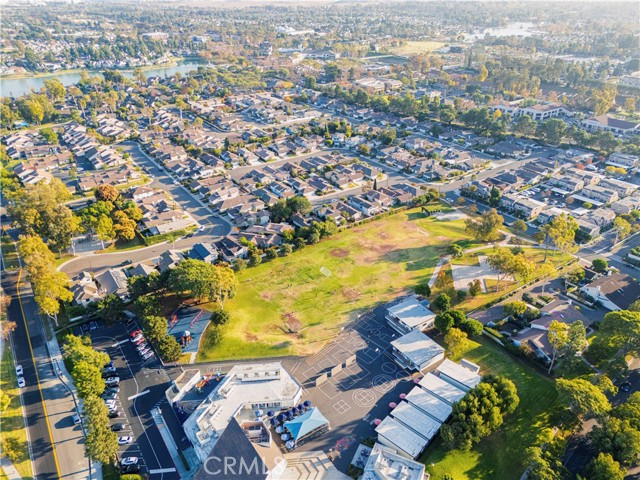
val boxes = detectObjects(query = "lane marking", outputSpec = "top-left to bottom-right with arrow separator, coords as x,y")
114,338 -> 130,346
149,468 -> 177,474
128,389 -> 150,401
15,269 -> 63,478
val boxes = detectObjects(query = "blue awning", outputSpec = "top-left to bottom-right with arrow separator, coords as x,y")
283,407 -> 329,442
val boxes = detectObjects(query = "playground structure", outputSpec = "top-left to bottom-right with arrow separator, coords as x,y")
195,371 -> 222,393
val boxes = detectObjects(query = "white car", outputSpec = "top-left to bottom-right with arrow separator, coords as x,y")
15,365 -> 23,376
118,436 -> 133,445
105,399 -> 117,408
17,377 -> 25,388
139,348 -> 151,356
135,343 -> 148,351
142,351 -> 155,360
120,457 -> 139,466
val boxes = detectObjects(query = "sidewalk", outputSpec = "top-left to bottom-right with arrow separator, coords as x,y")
45,333 -> 102,480
0,456 -> 22,480
151,407 -> 194,479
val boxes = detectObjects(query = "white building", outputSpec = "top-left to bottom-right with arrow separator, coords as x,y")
390,330 -> 445,372
362,443 -> 426,480
183,362 -> 302,462
386,297 -> 436,334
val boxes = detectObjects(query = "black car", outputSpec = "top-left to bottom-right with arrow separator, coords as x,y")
104,386 -> 120,395
621,382 -> 632,392
121,464 -> 140,474
111,423 -> 126,431
102,371 -> 118,379
108,410 -> 121,419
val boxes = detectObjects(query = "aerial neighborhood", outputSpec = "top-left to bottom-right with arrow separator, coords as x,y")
1,2 -> 639,480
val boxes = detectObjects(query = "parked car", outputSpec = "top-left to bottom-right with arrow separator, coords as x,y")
104,386 -> 120,395
104,361 -> 114,369
103,392 -> 118,401
121,464 -> 140,474
142,351 -> 155,360
131,334 -> 144,343
72,414 -> 81,425
15,365 -> 23,376
120,457 -> 139,466
108,410 -> 121,419
139,348 -> 151,356
105,399 -> 117,409
133,337 -> 146,346
130,329 -> 142,338
17,377 -> 25,388
135,343 -> 148,351
111,423 -> 126,431
105,377 -> 120,387
102,371 -> 118,379
103,366 -> 117,374
621,382 -> 632,392
118,436 -> 133,445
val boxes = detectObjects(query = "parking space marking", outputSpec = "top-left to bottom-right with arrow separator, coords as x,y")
128,390 -> 150,401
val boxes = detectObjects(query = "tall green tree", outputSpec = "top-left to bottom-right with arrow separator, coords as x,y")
465,208 -> 504,242
72,361 -> 105,399
556,378 -> 611,418
168,259 -> 238,307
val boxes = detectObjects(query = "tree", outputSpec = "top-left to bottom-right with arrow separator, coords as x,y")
168,259 -> 238,307
82,396 -> 118,464
44,78 -> 66,102
468,279 -> 482,296
487,248 -> 517,291
210,310 -> 231,327
547,320 -> 569,373
97,294 -> 125,323
524,429 -> 568,480
142,315 -> 169,345
112,211 -> 137,241
40,127 -> 59,144
585,453 -> 625,480
512,219 -> 527,233
613,217 -> 631,244
489,186 -> 501,207
435,312 -> 455,334
513,114 -> 536,137
415,283 -> 431,297
556,378 -> 611,418
591,310 -> 640,367
447,244 -> 464,258
72,361 -> 105,399
461,318 -> 484,337
279,244 -> 293,257
0,390 -> 10,413
94,184 -> 119,203
156,334 -> 182,362
95,215 -> 115,248
249,249 -> 263,266
465,208 -> 504,242
63,334 -> 110,370
503,300 -> 527,318
441,376 -> 519,450
433,293 -> 451,312
543,214 -> 579,260
590,416 -> 640,466
444,327 -> 468,358
536,118 -> 567,145
591,258 -> 608,273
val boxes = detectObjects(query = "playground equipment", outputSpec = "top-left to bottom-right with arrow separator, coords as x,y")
190,309 -> 205,328
195,373 -> 215,393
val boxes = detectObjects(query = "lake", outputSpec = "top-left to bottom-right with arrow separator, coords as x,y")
0,62 -> 205,98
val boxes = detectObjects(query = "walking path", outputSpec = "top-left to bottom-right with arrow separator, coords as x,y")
151,408 -> 191,479
0,457 -> 22,480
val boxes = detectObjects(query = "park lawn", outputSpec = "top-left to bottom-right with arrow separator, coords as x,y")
421,336 -> 559,480
392,40 -> 446,55
197,209 -> 477,361
0,346 -> 33,480
96,234 -> 145,253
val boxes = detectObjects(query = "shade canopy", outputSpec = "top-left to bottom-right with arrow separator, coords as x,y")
283,407 -> 329,442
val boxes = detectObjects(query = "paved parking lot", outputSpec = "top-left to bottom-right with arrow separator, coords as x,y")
90,322 -> 180,479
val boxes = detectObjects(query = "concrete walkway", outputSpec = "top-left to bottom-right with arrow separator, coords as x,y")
151,407 -> 191,479
0,456 -> 23,480
427,256 -> 451,288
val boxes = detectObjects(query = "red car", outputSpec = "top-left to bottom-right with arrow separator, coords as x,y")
129,329 -> 142,338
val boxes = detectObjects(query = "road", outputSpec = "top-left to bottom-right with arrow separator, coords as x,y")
4,269 -> 89,480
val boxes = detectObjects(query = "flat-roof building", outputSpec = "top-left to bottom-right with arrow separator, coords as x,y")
362,443 -> 426,480
405,386 -> 453,423
418,372 -> 467,405
390,330 -> 445,372
436,358 -> 482,391
386,296 -> 436,334
375,416 -> 430,460
184,362 -> 302,463
390,401 -> 442,444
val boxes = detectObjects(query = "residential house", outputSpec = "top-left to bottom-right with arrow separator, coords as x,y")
580,273 -> 640,310
214,236 -> 249,262
95,269 -> 129,298
188,243 -> 219,263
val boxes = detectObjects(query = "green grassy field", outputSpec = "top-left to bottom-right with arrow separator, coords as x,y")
197,209 -> 477,361
0,234 -> 19,270
421,336 -> 559,480
392,40 -> 447,55
0,346 -> 33,479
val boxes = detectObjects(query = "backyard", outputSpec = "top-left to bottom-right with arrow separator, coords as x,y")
0,346 -> 33,479
421,336 -> 559,480
197,208 -> 476,361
